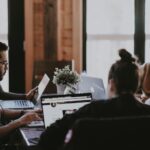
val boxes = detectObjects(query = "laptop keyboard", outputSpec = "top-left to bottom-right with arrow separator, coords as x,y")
27,120 -> 44,127
1,100 -> 34,109
14,100 -> 34,109
20,127 -> 44,146
15,100 -> 29,107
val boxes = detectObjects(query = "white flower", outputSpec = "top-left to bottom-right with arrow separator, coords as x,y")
52,65 -> 80,85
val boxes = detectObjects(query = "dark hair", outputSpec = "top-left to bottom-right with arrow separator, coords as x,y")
108,49 -> 139,94
0,42 -> 8,51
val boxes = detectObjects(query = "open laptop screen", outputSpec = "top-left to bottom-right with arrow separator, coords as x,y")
35,73 -> 50,103
41,93 -> 92,128
78,75 -> 106,100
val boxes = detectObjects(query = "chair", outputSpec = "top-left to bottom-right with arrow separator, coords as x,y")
32,60 -> 72,94
62,116 -> 150,150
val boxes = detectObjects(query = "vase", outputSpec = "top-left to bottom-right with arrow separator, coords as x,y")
64,83 -> 79,94
56,84 -> 66,94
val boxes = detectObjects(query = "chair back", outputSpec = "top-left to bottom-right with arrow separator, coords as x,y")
63,116 -> 150,150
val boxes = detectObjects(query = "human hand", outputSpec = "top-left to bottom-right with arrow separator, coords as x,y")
24,108 -> 43,119
141,96 -> 149,103
16,112 -> 42,126
135,93 -> 148,103
26,86 -> 38,101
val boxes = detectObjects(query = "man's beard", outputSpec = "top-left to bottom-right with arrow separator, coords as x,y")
0,76 -> 3,81
0,72 -> 6,81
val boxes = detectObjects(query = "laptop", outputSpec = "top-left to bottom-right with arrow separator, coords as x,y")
20,93 -> 92,146
19,127 -> 45,146
78,75 -> 106,100
0,74 -> 50,109
41,93 -> 92,128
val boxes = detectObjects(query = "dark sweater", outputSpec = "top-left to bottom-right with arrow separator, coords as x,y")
38,94 -> 150,150
0,85 -> 26,100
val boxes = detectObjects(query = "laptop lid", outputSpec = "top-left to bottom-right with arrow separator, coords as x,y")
78,75 -> 106,100
0,73 -> 50,109
34,73 -> 50,103
41,93 -> 92,128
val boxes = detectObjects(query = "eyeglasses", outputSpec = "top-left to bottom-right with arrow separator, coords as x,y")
0,61 -> 8,66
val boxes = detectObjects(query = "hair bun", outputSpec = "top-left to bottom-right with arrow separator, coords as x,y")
119,49 -> 135,63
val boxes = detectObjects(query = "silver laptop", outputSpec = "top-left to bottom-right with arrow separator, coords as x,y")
0,74 -> 50,109
20,93 -> 92,146
41,93 -> 92,128
27,93 -> 92,127
78,75 -> 106,100
20,127 -> 44,146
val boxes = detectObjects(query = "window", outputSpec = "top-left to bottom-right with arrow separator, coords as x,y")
0,0 -> 8,91
145,0 -> 150,62
86,0 -> 134,88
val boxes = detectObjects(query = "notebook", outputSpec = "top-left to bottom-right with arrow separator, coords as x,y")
78,75 -> 106,100
41,93 -> 92,128
0,74 -> 50,109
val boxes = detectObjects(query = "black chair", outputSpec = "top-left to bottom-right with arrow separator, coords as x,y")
32,60 -> 72,94
62,116 -> 150,150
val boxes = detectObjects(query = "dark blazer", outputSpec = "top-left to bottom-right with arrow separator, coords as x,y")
38,93 -> 150,150
0,85 -> 26,100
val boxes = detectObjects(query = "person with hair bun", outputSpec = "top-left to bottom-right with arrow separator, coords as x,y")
38,49 -> 150,150
108,48 -> 139,97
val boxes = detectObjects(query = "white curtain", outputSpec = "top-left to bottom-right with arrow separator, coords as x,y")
86,0 -> 134,88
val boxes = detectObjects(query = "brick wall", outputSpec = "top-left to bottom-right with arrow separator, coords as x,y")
25,0 -> 82,91
33,0 -> 73,61
60,0 -> 73,60
33,0 -> 44,60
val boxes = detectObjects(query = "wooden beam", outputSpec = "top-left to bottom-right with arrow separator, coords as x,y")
24,0 -> 34,92
72,0 -> 83,73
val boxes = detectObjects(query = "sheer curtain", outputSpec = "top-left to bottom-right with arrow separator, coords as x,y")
86,0 -> 134,88
0,0 -> 8,91
145,0 -> 150,62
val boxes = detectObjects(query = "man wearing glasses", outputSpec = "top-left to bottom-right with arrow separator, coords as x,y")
0,41 -> 37,100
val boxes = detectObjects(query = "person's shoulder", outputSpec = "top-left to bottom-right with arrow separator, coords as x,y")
88,99 -> 115,109
92,97 -> 113,103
